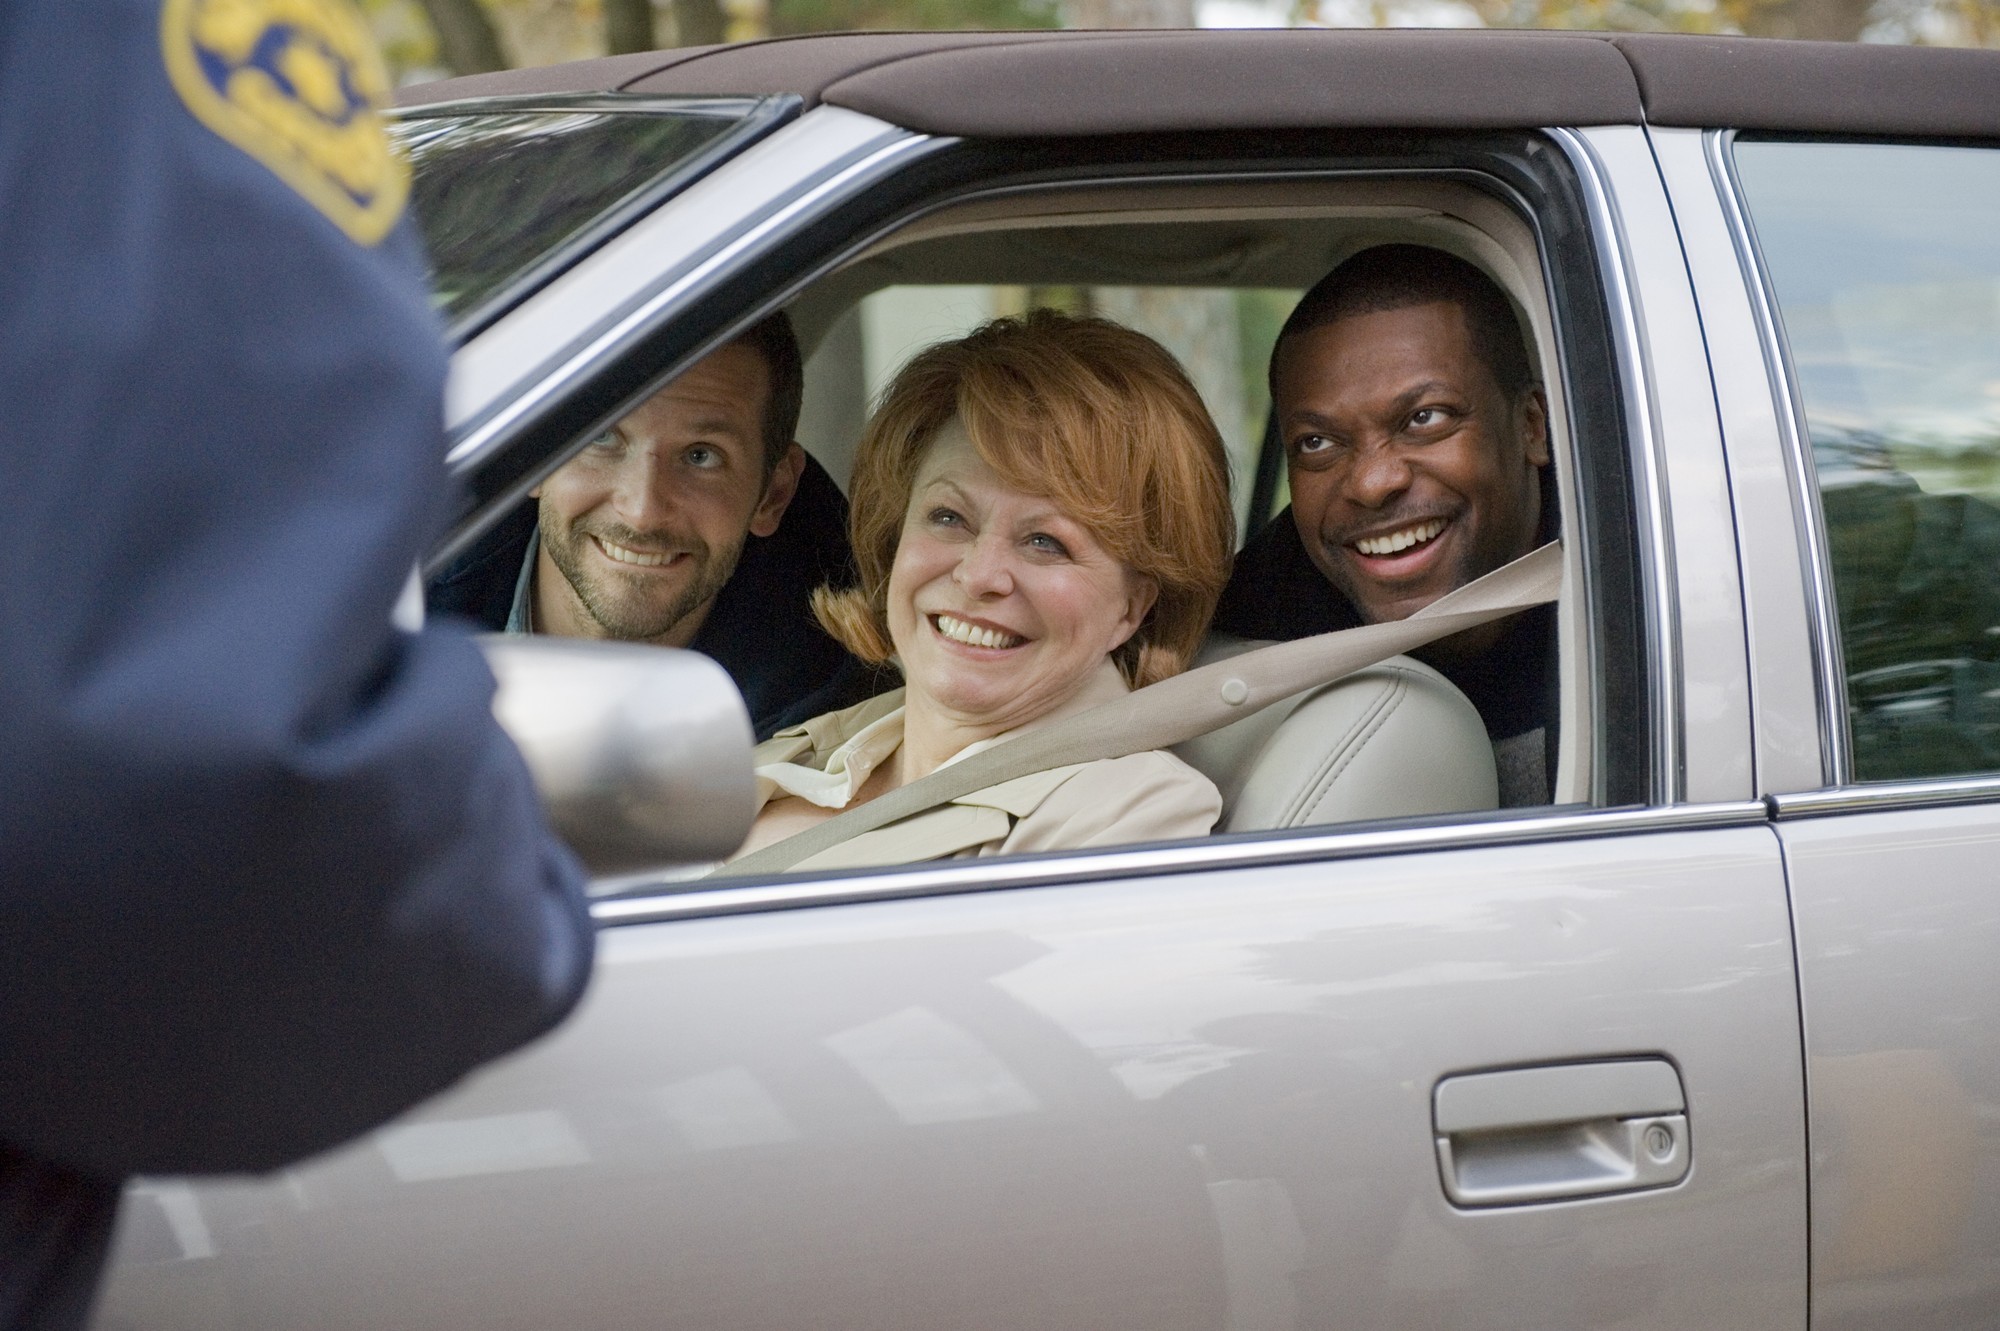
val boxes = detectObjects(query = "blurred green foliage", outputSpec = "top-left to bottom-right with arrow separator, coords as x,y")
770,0 -> 1059,32
361,0 -> 441,77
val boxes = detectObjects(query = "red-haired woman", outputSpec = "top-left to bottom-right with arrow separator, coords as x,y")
732,309 -> 1236,871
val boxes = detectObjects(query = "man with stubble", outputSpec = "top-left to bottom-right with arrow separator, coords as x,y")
1214,244 -> 1558,805
431,312 -> 879,738
529,333 -> 800,649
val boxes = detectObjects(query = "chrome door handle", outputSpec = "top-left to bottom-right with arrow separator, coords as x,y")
1432,1058 -> 1690,1207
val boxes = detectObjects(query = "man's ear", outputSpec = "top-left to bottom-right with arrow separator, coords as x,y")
1518,386 -> 1551,468
749,442 -> 806,539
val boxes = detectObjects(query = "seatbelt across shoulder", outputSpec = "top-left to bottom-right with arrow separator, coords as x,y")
724,541 -> 1563,876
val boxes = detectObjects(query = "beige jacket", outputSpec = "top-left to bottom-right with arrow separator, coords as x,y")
745,687 -> 1222,873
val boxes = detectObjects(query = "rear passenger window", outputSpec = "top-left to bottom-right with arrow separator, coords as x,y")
1736,141 -> 2000,783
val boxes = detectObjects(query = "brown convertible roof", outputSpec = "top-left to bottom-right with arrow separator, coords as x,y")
399,28 -> 2000,140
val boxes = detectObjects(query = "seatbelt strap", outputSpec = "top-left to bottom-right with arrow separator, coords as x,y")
726,541 -> 1563,876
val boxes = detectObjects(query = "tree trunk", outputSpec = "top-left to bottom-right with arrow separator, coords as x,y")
672,0 -> 730,44
415,0 -> 508,74
606,0 -> 657,53
1790,0 -> 1874,40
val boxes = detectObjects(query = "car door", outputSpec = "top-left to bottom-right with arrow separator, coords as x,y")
93,111 -> 1806,1330
1673,130 -> 2000,1330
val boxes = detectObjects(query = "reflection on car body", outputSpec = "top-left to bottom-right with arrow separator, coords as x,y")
93,28 -> 2000,1331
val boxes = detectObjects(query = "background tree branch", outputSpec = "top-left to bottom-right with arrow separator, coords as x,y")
415,0 -> 509,73
673,0 -> 730,44
606,0 -> 657,53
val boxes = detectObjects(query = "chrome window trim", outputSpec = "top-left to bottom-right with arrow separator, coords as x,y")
1771,777 -> 2000,820
1578,125 -> 1754,804
465,130 -> 1682,924
443,112 -> 942,471
1549,128 -> 1682,804
1645,127 -> 1822,796
592,802 -> 1769,926
392,92 -> 773,120
444,135 -> 1647,796
1704,129 -> 1849,787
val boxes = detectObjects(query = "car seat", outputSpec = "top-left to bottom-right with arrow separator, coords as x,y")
1172,637 -> 1498,833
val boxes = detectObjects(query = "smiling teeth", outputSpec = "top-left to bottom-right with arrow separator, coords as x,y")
1355,519 -> 1446,557
599,540 -> 673,568
935,613 -> 1023,649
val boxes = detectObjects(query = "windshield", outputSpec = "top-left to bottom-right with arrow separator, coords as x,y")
391,95 -> 795,338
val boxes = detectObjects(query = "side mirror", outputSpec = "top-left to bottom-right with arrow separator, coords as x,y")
480,636 -> 756,877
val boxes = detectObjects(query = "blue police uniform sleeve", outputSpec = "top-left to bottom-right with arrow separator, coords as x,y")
0,2 -> 594,1177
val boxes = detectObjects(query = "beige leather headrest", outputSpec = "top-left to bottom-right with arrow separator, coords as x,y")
1173,641 -> 1496,833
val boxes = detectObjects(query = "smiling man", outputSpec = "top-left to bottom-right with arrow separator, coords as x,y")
528,333 -> 801,649
1213,245 -> 1558,805
430,312 -> 880,739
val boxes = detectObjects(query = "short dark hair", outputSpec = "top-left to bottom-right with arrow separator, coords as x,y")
730,308 -> 803,474
1272,244 -> 1535,398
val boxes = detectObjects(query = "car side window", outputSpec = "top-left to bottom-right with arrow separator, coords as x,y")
1735,141 -> 2000,783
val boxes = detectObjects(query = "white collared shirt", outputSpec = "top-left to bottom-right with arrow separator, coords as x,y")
753,704 -> 1025,810
752,658 -> 1130,811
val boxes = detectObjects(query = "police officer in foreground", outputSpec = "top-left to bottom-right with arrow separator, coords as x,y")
1,4 -> 595,1326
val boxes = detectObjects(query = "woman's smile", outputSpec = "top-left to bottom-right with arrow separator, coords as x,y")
929,612 -> 1027,651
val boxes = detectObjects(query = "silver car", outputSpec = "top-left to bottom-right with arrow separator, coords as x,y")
95,29 -> 2000,1331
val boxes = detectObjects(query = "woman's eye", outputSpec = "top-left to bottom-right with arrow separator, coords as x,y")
1026,532 -> 1070,557
585,430 -> 621,453
927,507 -> 964,528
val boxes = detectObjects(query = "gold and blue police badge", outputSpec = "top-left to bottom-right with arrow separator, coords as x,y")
161,0 -> 408,245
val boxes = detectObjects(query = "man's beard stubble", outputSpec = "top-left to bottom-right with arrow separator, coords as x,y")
541,511 -> 746,643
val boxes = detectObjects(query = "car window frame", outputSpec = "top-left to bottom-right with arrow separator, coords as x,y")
439,119 -> 1669,908
1712,127 -> 1858,791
